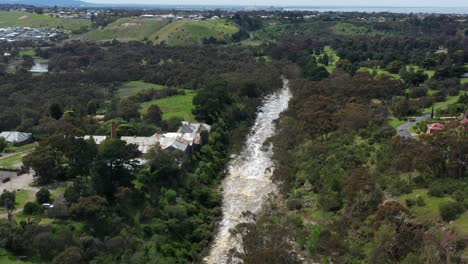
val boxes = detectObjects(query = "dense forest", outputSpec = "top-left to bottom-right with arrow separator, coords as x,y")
0,8 -> 467,264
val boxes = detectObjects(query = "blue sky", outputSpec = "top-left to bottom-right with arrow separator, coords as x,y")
86,0 -> 468,7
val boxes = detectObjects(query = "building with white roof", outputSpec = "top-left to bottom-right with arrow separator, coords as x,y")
0,131 -> 33,145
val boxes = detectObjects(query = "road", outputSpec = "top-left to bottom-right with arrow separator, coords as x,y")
396,114 -> 431,139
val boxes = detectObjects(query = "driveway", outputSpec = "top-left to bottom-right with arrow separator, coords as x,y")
396,114 -> 431,139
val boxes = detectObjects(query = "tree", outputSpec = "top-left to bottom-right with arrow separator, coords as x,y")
143,105 -> 163,125
23,145 -> 66,184
49,103 -> 64,120
53,247 -> 85,264
386,60 -> 404,74
0,191 -> 15,221
193,80 -> 232,124
36,188 -> 51,204
0,137 -> 6,152
439,202 -> 464,222
343,167 -> 383,219
92,139 -> 140,199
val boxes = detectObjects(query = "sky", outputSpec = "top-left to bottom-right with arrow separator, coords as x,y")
86,0 -> 468,7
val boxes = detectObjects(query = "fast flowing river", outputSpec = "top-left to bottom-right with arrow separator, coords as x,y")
205,79 -> 292,264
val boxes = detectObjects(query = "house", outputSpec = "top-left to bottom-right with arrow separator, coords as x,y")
426,123 -> 446,134
84,135 -> 107,145
86,122 -> 211,155
0,131 -> 32,145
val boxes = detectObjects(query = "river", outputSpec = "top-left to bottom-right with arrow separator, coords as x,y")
205,79 -> 292,264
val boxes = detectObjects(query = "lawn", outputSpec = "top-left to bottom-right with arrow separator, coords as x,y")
82,17 -> 169,41
18,49 -> 35,57
4,142 -> 37,154
51,186 -> 67,199
421,92 -> 465,114
398,189 -> 452,222
389,117 -> 406,128
140,90 -> 196,121
406,65 -> 435,78
461,78 -> 468,85
321,46 -> 339,73
0,190 -> 33,215
0,11 -> 90,32
0,153 -> 27,169
359,67 -> 401,80
450,212 -> 468,235
117,81 -> 167,98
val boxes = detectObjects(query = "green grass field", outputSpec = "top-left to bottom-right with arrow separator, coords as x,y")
117,81 -> 167,98
154,20 -> 239,46
18,49 -> 35,57
398,189 -> 452,222
461,78 -> 468,85
321,46 -> 339,73
140,90 -> 196,121
0,11 -> 90,32
83,18 -> 239,46
82,17 -> 169,41
406,65 -> 435,78
4,143 -> 37,154
422,92 -> 465,114
359,67 -> 401,80
0,190 -> 32,215
334,22 -> 381,36
0,153 -> 27,169
389,117 -> 406,128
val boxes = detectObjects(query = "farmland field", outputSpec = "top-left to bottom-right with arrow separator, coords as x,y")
140,90 -> 196,121
0,11 -> 90,32
82,17 -> 169,41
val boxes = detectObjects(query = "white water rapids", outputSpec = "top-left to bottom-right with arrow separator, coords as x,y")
205,79 -> 292,264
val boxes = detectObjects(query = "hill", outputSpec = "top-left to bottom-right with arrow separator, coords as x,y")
0,11 -> 91,32
82,18 -> 169,42
82,18 -> 240,46
153,20 -> 239,46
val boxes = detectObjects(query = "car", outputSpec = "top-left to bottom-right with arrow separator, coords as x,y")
42,203 -> 54,209
410,118 -> 416,122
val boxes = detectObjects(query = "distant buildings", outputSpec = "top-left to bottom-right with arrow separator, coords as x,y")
0,27 -> 65,42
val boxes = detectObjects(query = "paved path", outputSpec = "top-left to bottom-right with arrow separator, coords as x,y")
396,114 -> 431,139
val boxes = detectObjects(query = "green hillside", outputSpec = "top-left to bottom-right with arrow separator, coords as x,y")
82,17 -> 169,41
83,18 -> 239,46
153,20 -> 239,46
0,11 -> 90,32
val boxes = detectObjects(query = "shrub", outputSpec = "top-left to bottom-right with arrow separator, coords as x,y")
416,195 -> 426,206
452,190 -> 465,203
23,202 -> 43,215
439,202 -> 465,222
36,188 -> 51,204
428,185 -> 444,197
287,198 -> 303,211
405,199 -> 416,207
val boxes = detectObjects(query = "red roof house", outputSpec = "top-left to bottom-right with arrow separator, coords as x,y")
426,123 -> 446,134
